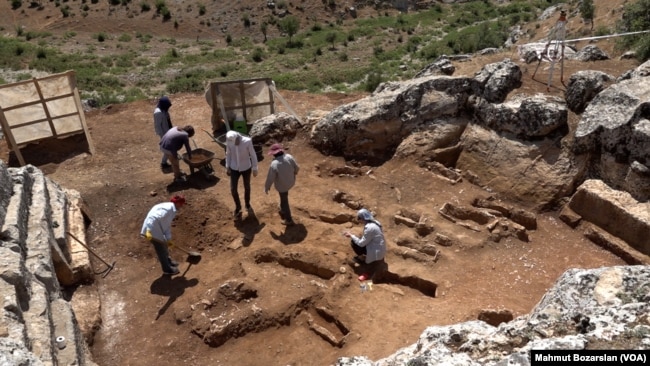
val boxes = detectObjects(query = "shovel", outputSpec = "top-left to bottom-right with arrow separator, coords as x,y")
173,243 -> 202,264
150,238 -> 202,260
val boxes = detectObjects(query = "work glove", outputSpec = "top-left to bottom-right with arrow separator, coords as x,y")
144,229 -> 153,241
253,170 -> 258,177
167,240 -> 174,248
226,168 -> 231,176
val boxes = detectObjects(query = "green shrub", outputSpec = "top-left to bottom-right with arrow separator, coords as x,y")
594,26 -> 611,37
167,70 -> 209,93
617,0 -> 650,60
11,0 -> 22,10
118,33 -> 132,42
636,35 -> 650,62
251,47 -> 264,62
154,0 -> 165,12
364,71 -> 382,92
140,1 -> 150,12
161,7 -> 171,20
16,73 -> 32,81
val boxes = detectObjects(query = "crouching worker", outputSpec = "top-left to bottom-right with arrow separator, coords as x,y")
140,195 -> 187,276
344,208 -> 387,281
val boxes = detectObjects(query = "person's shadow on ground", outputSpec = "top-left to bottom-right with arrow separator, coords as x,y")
235,210 -> 266,247
150,272 -> 199,320
270,223 -> 308,245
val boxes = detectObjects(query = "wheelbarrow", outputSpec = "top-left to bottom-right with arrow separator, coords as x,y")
181,148 -> 216,179
203,129 -> 227,152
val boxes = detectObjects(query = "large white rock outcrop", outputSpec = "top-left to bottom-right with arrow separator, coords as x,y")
337,266 -> 650,365
0,160 -> 97,365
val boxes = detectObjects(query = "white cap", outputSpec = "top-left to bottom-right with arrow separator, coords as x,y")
226,130 -> 239,142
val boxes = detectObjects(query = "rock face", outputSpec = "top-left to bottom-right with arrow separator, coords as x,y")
0,161 -> 98,366
574,77 -> 650,165
309,75 -> 478,164
470,93 -> 568,138
310,58 -> 650,208
458,124 -> 588,209
337,266 -> 650,365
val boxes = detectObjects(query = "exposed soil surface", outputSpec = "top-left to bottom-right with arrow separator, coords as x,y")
0,77 -> 631,365
0,1 -> 642,364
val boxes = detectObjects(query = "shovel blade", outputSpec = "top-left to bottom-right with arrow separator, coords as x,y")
186,254 -> 202,265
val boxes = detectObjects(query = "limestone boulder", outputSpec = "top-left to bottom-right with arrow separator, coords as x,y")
574,77 -> 650,165
568,179 -> 650,255
456,124 -> 587,209
617,59 -> 650,81
309,76 -> 476,163
570,45 -> 609,62
565,70 -> 614,114
337,266 -> 650,365
249,112 -> 302,145
414,56 -> 455,77
470,93 -> 567,138
473,58 -> 522,103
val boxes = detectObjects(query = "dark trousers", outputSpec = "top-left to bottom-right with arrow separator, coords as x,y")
350,240 -> 367,256
152,240 -> 176,273
230,168 -> 252,210
279,191 -> 292,221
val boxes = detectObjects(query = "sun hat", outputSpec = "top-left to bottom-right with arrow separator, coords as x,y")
357,208 -> 374,221
268,143 -> 284,155
226,130 -> 239,142
170,194 -> 186,206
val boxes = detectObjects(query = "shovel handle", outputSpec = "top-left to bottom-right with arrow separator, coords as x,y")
149,237 -> 200,257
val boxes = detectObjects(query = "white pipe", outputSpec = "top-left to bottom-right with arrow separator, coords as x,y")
565,30 -> 650,43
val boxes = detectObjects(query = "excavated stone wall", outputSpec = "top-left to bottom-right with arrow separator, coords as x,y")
0,160 -> 97,366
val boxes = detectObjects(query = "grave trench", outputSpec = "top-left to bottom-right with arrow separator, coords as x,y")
190,245 -> 442,349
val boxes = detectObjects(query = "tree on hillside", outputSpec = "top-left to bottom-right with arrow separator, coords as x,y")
326,32 -> 337,50
617,0 -> 650,61
278,15 -> 300,46
261,21 -> 268,43
579,0 -> 595,31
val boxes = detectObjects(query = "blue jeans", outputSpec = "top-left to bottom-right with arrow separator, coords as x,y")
152,240 -> 176,273
279,191 -> 292,222
230,168 -> 252,210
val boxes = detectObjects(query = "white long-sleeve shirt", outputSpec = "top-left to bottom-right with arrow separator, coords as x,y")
140,202 -> 177,242
225,135 -> 258,172
351,220 -> 386,263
